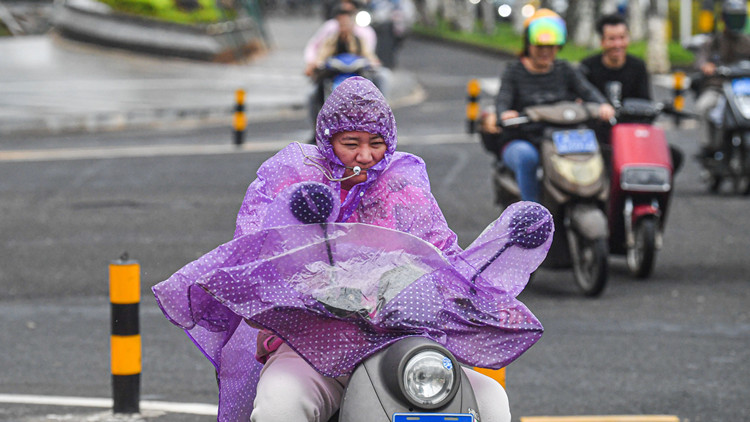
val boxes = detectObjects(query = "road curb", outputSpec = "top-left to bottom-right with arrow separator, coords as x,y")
0,102 -> 303,137
0,71 -> 421,137
52,0 -> 266,62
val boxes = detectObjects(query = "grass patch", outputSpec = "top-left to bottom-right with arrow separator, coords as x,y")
625,39 -> 696,68
414,20 -> 695,68
96,0 -> 234,24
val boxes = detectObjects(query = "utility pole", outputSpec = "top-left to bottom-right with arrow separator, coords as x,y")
647,0 -> 670,74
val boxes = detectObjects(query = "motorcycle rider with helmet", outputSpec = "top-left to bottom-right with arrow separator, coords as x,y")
694,0 -> 750,159
494,9 -> 615,202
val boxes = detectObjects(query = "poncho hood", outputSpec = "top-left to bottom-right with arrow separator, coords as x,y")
315,76 -> 397,173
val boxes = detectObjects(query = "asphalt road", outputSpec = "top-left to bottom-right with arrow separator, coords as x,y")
1,36 -> 748,422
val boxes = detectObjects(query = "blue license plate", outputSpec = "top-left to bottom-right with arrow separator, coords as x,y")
393,413 -> 473,422
552,129 -> 598,154
732,77 -> 750,96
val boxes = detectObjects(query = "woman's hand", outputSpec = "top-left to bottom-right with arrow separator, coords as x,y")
481,111 -> 501,134
304,62 -> 317,77
500,110 -> 519,121
701,62 -> 716,76
599,103 -> 615,121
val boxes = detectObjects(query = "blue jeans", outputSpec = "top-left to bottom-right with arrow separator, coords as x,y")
502,140 -> 540,202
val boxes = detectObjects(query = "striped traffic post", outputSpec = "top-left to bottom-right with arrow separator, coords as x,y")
233,89 -> 247,145
466,79 -> 481,134
698,0 -> 715,34
473,366 -> 506,389
672,71 -> 687,125
109,254 -> 141,414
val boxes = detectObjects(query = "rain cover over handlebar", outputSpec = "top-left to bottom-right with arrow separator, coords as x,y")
153,182 -> 553,421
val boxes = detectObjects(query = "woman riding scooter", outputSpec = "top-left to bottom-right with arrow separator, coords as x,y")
493,9 -> 615,202
153,77 -> 551,421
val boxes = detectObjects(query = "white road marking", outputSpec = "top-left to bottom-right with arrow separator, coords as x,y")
0,394 -> 217,416
439,146 -> 470,191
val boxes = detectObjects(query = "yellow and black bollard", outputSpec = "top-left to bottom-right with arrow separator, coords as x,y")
672,71 -> 686,125
474,366 -> 506,389
466,79 -> 481,134
233,89 -> 247,146
109,253 -> 141,414
698,0 -> 715,34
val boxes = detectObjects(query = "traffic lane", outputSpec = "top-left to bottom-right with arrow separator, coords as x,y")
2,128 -> 747,304
0,135 -> 489,300
505,125 -> 749,421
407,138 -> 748,418
0,152 -> 272,300
515,258 -> 749,420
0,140 -> 489,419
508,305 -> 748,420
0,297 -> 218,417
0,405 -> 213,422
661,126 -> 750,276
1,131 -> 748,422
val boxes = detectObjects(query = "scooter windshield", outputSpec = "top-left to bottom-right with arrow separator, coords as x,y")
211,222 -> 448,321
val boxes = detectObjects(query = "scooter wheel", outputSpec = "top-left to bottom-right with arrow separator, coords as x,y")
708,175 -> 722,194
732,175 -> 750,195
627,218 -> 657,279
571,236 -> 608,297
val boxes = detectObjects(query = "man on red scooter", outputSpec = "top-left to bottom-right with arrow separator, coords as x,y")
580,13 -> 683,173
579,14 -> 650,103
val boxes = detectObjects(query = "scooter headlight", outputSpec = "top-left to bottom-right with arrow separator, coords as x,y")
620,166 -> 671,192
355,10 -> 372,27
402,350 -> 456,408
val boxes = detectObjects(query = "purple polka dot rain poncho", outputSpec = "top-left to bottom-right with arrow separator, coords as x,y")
152,77 -> 553,421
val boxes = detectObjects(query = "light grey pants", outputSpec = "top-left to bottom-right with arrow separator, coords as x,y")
695,88 -> 722,149
251,343 -> 511,422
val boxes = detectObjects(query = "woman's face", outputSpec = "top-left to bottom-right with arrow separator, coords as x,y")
528,44 -> 558,70
331,130 -> 387,187
336,10 -> 355,36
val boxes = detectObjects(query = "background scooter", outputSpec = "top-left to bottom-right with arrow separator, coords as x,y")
314,52 -> 374,101
692,60 -> 750,195
607,98 -> 675,278
489,102 -> 610,297
308,53 -> 375,138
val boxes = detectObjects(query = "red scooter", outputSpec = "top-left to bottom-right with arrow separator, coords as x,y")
607,98 -> 675,278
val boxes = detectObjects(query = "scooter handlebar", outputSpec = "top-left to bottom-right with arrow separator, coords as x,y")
498,102 -> 603,128
498,115 -> 531,127
659,102 -> 700,120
